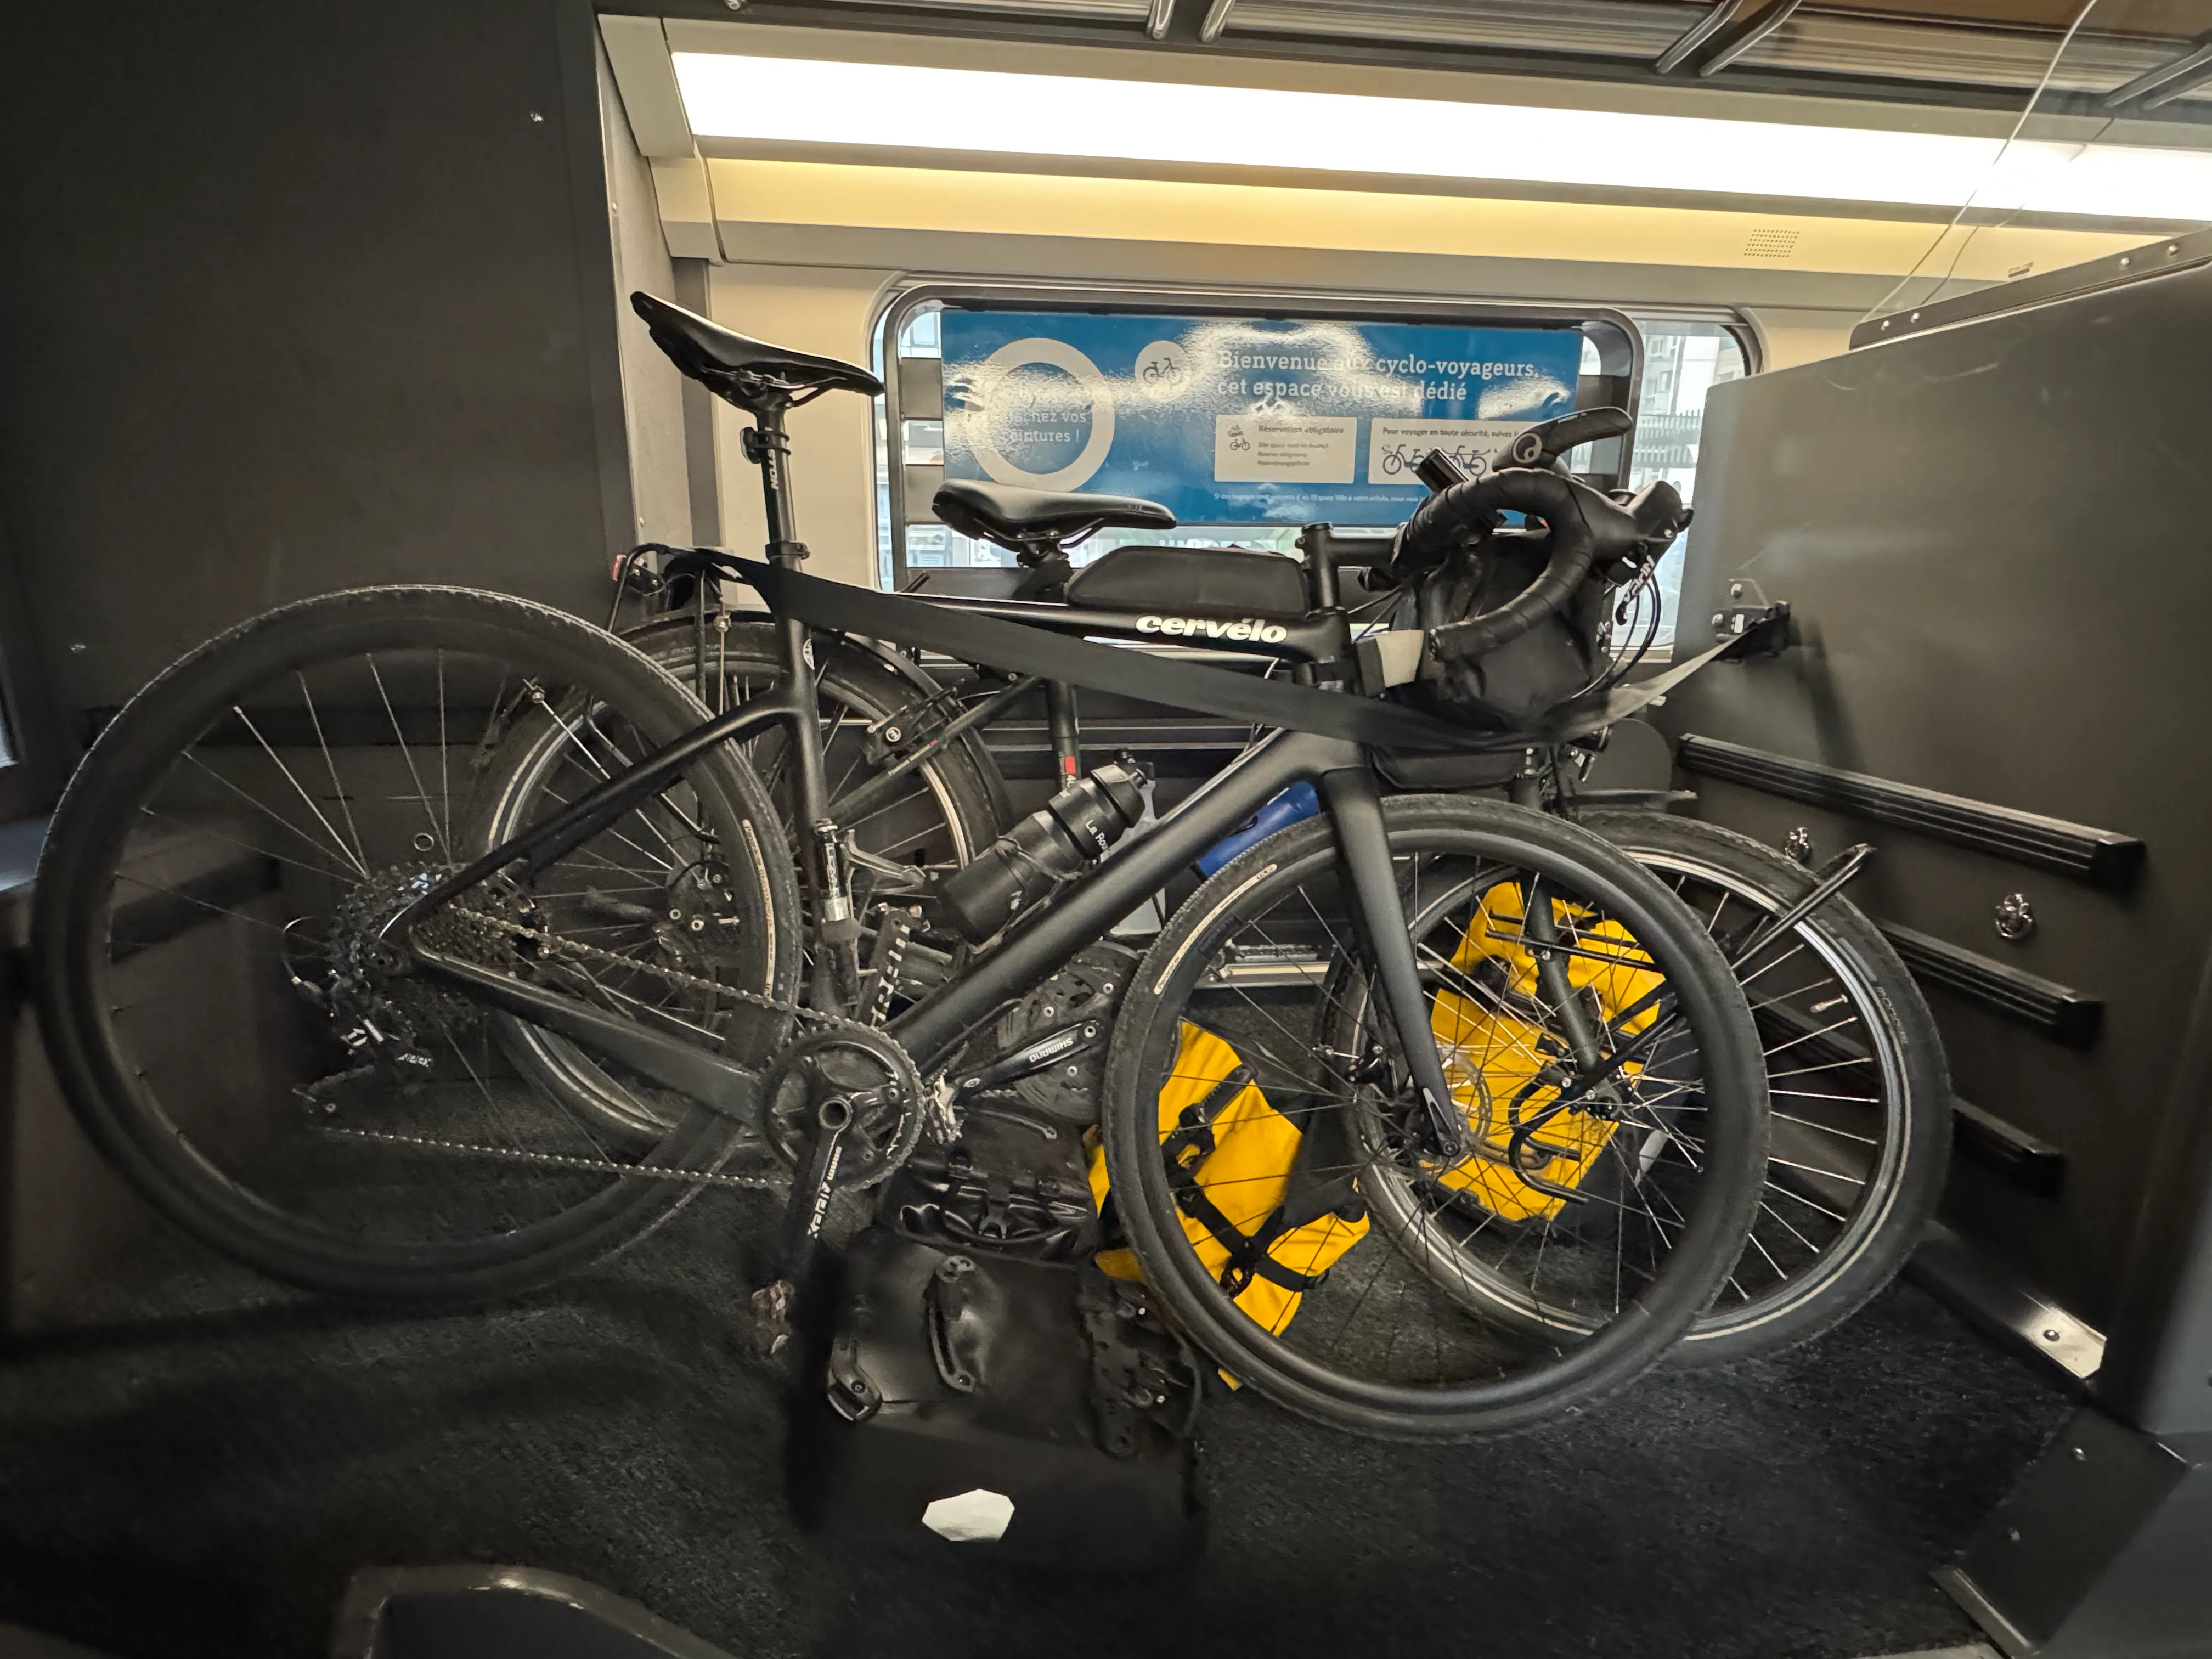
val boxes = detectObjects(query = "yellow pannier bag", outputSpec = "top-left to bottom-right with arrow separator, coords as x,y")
1430,883 -> 1663,1222
1090,1023 -> 1368,1338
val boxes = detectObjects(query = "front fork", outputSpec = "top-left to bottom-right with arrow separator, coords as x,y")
1509,763 -> 1609,1075
1321,768 -> 1468,1161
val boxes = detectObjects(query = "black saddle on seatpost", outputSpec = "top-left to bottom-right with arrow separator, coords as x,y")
631,292 -> 883,413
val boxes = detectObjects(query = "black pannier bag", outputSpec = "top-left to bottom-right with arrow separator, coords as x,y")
876,1107 -> 1099,1262
789,1228 -> 1205,1570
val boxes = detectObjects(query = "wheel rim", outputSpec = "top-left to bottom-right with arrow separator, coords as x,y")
1633,849 -> 1911,1346
1113,812 -> 1764,1423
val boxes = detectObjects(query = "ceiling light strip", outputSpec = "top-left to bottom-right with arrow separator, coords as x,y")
671,51 -> 2212,221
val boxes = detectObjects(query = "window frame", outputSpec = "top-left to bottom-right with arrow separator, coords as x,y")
1615,308 -> 1758,652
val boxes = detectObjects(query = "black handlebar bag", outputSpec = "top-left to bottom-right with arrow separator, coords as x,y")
1393,530 -> 1610,731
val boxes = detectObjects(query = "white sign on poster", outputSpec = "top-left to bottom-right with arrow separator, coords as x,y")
1366,419 -> 1537,485
1213,414 -> 1358,483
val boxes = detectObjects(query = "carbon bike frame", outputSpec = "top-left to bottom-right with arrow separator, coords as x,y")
388,403 -> 1462,1142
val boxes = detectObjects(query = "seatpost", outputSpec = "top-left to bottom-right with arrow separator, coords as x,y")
745,407 -> 805,568
742,402 -> 852,1008
1046,680 -> 1083,780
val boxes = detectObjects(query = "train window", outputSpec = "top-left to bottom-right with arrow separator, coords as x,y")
872,292 -> 1639,590
878,300 -> 1348,585
1626,320 -> 1750,648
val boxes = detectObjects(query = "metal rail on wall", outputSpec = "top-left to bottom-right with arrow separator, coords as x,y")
872,279 -> 1644,590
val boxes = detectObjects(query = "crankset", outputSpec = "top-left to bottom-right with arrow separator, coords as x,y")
752,1024 -> 924,1361
287,869 -> 932,1201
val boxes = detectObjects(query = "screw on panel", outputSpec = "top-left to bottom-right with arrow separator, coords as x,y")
1783,827 -> 1814,867
1994,893 -> 2036,942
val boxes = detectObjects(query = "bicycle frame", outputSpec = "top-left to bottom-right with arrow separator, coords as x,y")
391,404 -> 1463,1143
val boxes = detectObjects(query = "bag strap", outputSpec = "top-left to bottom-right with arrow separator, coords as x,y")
1156,1065 -> 1351,1297
731,556 -> 1505,755
1160,1064 -> 1255,1171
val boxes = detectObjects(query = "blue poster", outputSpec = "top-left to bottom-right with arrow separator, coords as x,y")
938,311 -> 1583,526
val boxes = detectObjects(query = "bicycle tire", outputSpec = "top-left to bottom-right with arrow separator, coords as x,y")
1100,793 -> 1770,1441
33,586 -> 803,1301
1579,810 -> 1951,1364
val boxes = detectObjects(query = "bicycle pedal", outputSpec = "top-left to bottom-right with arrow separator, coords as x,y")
750,1278 -> 797,1362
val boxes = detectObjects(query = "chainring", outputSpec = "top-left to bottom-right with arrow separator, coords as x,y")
760,1024 -> 926,1190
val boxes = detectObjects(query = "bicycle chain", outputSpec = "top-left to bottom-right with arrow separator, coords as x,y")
315,1122 -> 777,1189
313,899 -> 944,1192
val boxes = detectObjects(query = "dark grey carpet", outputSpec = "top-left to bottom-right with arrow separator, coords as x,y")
0,1207 -> 2066,1659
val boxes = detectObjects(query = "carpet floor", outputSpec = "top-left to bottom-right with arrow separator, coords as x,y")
0,1206 -> 2069,1659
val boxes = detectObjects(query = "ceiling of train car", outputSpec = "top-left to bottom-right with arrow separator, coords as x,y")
631,0 -> 2212,111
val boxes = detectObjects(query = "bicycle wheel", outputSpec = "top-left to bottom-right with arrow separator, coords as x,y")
33,586 -> 802,1301
1577,811 -> 1950,1364
622,616 -> 1002,909
1099,794 -> 1769,1441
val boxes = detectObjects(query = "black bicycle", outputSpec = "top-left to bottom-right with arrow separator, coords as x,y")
613,413 -> 1950,1369
34,293 -> 1774,1440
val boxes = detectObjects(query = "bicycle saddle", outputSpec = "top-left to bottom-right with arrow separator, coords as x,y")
630,291 -> 882,411
934,479 -> 1176,556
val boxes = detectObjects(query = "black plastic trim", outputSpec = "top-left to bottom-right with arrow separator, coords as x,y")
1954,1097 -> 2067,1199
1677,735 -> 2145,890
1878,921 -> 2104,1049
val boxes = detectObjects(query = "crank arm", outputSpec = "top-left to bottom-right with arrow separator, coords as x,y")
753,1096 -> 856,1362
951,1018 -> 1104,1098
776,1098 -> 853,1279
844,847 -> 934,890
411,945 -> 763,1120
